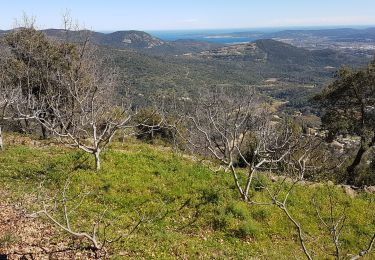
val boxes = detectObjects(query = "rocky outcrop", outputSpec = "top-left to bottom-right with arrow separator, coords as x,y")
95,30 -> 165,49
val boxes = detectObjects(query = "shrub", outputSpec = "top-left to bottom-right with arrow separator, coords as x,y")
134,108 -> 177,144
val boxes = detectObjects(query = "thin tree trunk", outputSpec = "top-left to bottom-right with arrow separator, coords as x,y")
41,123 -> 48,139
94,150 -> 101,171
0,125 -> 3,151
346,139 -> 368,185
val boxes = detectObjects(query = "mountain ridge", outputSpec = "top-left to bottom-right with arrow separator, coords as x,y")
197,39 -> 365,68
0,28 -> 223,55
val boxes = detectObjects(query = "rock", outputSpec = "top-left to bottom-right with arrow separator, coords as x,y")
330,141 -> 344,152
309,183 -> 324,188
365,186 -> 375,194
270,175 -> 278,182
341,185 -> 357,198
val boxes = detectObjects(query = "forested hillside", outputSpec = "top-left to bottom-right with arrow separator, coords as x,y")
0,23 -> 374,260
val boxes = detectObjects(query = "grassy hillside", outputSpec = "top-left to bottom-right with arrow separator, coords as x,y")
0,135 -> 374,259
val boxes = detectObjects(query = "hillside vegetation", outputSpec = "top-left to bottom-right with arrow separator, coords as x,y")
0,136 -> 374,259
101,38 -> 369,112
0,24 -> 374,260
1,27 -> 370,113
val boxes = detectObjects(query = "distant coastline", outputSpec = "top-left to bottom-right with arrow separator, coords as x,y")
145,25 -> 375,44
147,30 -> 260,44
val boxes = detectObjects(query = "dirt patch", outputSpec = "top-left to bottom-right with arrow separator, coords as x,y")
0,204 -> 100,259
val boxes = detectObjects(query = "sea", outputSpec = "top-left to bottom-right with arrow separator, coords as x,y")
146,28 -> 266,44
101,25 -> 374,45
145,26 -> 349,44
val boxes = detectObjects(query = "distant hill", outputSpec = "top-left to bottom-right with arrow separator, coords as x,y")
0,28 -> 371,112
0,29 -> 9,36
43,29 -> 165,49
101,38 -> 369,113
98,30 -> 164,48
4,27 -> 375,55
198,39 -> 364,68
163,39 -> 223,54
267,28 -> 375,42
41,29 -> 222,55
211,27 -> 375,43
0,28 -> 222,55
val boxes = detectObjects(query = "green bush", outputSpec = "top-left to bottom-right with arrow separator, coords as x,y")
134,108 -> 177,144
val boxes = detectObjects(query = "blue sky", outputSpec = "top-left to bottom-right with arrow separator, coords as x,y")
1,0 -> 375,31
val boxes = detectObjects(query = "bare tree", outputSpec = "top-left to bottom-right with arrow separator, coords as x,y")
29,179 -> 146,258
1,15 -> 165,170
350,233 -> 375,260
0,20 -> 144,170
179,87 -> 358,259
28,39 -> 132,171
177,87 -> 299,202
312,191 -> 347,259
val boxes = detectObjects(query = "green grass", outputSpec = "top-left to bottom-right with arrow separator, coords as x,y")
0,140 -> 374,259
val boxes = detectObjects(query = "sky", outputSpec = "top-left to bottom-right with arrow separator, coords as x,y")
1,0 -> 375,31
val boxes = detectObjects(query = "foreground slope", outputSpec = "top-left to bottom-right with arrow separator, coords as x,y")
0,136 -> 374,259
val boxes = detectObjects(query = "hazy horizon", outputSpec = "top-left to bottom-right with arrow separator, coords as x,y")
2,25 -> 375,34
1,0 -> 375,31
